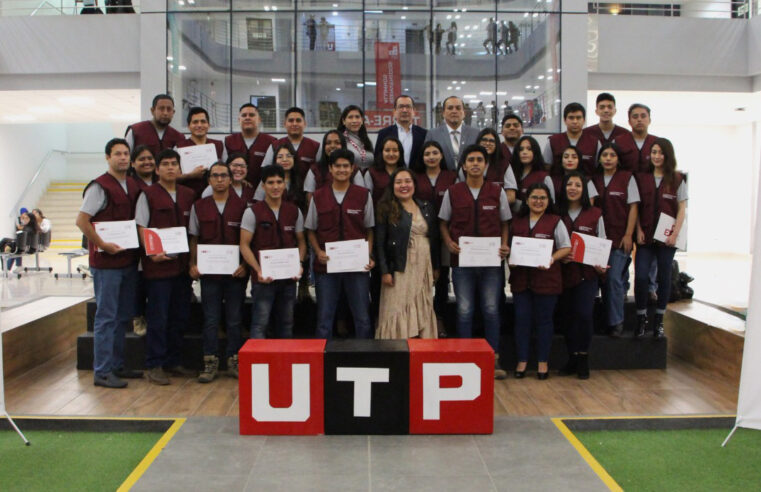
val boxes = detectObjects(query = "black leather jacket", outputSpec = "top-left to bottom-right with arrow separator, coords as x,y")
375,198 -> 440,275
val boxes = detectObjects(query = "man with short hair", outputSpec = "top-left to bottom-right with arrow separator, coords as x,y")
76,138 -> 142,388
125,94 -> 185,156
305,149 -> 375,339
261,107 -> 320,181
500,113 -> 524,163
544,103 -> 601,175
613,103 -> 658,173
225,103 -> 277,187
176,107 -> 225,198
374,95 -> 428,168
424,96 -> 480,170
585,92 -> 630,145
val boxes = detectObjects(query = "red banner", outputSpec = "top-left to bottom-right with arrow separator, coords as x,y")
375,42 -> 401,110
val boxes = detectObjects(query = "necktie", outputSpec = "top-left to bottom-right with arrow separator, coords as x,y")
451,130 -> 460,156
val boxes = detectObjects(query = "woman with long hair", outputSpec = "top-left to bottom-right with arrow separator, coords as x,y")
365,137 -> 406,204
549,145 -> 598,204
512,136 -> 554,212
337,105 -> 374,171
255,142 -> 307,213
466,128 -> 517,204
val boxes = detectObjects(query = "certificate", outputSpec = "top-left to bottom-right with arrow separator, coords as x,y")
177,144 -> 218,174
259,248 -> 301,280
570,232 -> 612,267
653,212 -> 687,251
142,227 -> 189,255
326,239 -> 369,273
94,220 -> 139,250
509,236 -> 553,268
197,244 -> 239,275
458,236 -> 501,267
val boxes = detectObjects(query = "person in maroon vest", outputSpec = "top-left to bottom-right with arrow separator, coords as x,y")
365,137 -> 406,205
613,103 -> 658,173
128,145 -> 157,190
556,172 -> 608,379
464,128 -> 517,205
549,145 -> 599,205
261,107 -> 320,182
135,149 -> 196,385
544,103 -> 601,176
439,144 -> 511,379
241,165 -> 307,340
634,138 -> 687,339
509,182 -> 571,380
125,94 -> 185,156
224,103 -> 277,187
75,138 -> 141,388
255,142 -> 307,213
175,107 -> 225,199
591,143 -> 640,337
202,154 -> 256,208
500,113 -> 523,165
188,161 -> 248,383
512,136 -> 555,213
585,92 -> 630,145
304,130 -> 347,206
412,141 -> 457,337
305,149 -> 375,339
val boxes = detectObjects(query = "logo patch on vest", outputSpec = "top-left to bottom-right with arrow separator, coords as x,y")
254,151 -> 265,156
609,191 -> 624,197
535,233 -> 551,239
228,221 -> 241,227
662,193 -> 676,200
184,211 -> 190,216
346,209 -> 362,215
579,226 -> 593,232
284,225 -> 295,231
482,205 -> 496,211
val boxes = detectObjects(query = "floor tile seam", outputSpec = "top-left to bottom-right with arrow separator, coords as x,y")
241,434 -> 268,490
367,435 -> 372,492
472,433 -> 499,492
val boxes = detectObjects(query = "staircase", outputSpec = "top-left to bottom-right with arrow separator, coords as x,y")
35,181 -> 87,250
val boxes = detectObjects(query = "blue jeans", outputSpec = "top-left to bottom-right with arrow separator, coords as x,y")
201,276 -> 246,357
603,248 -> 630,326
145,274 -> 192,369
559,278 -> 598,354
513,291 -> 558,362
635,244 -> 676,314
451,266 -> 503,352
91,265 -> 137,377
315,272 -> 371,339
250,279 -> 297,339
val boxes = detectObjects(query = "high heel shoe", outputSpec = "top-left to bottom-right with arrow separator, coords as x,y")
537,371 -> 549,380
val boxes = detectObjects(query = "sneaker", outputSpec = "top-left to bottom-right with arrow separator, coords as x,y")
494,355 -> 508,380
94,372 -> 127,389
198,355 -> 219,383
147,367 -> 170,385
132,316 -> 147,336
114,368 -> 144,379
227,355 -> 239,379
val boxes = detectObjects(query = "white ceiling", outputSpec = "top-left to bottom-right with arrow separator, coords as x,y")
0,89 -> 141,124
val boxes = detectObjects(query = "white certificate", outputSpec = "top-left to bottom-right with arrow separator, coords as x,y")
326,239 -> 369,273
142,227 -> 189,255
653,212 -> 687,251
458,236 -> 501,267
259,248 -> 301,280
197,244 -> 239,275
177,144 -> 218,174
94,219 -> 139,250
509,236 -> 553,268
570,232 -> 612,268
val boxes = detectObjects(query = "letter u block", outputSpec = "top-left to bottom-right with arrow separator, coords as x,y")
239,339 -> 326,435
408,339 -> 494,435
324,340 -> 409,435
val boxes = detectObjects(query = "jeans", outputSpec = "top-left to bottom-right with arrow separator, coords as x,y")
635,244 -> 676,314
559,278 -> 598,354
602,248 -> 630,326
648,257 -> 658,294
91,265 -> 137,377
315,272 -> 371,339
250,279 -> 297,339
433,266 -> 451,319
133,273 -> 147,319
145,273 -> 192,369
201,276 -> 246,357
513,291 -> 558,362
451,266 -> 503,352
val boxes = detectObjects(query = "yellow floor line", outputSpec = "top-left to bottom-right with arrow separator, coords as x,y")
117,418 -> 186,491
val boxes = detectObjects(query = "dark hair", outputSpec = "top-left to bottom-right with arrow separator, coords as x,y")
376,168 -> 416,226
442,95 -> 462,110
32,208 -> 45,219
651,137 -> 678,191
518,182 -> 555,217
375,137 -> 406,170
151,94 -> 174,108
458,144 -> 489,170
317,130 -> 347,181
511,136 -> 545,179
501,113 -> 523,127
239,102 -> 258,113
130,144 -> 154,163
628,103 -> 651,118
337,105 -> 373,152
596,92 -> 616,106
105,138 -> 129,156
394,95 -> 415,108
563,102 -> 586,120
156,148 -> 181,166
206,161 -> 231,183
476,128 -> 503,170
226,152 -> 248,166
556,171 -> 592,216
261,163 -> 286,183
550,145 -> 582,177
284,107 -> 305,119
596,142 -> 622,173
413,141 -> 446,173
187,106 -> 209,125
329,148 -> 355,166
271,142 -> 305,209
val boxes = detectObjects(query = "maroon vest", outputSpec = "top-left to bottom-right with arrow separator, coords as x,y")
238,183 -> 256,208
561,207 -> 603,288
87,173 -> 140,269
548,132 -> 599,176
485,157 -> 509,188
500,142 -> 514,166
224,132 -> 277,187
127,120 -> 185,157
414,170 -> 457,213
584,124 -> 629,145
175,138 -> 224,199
140,183 -> 195,279
274,137 -> 320,181
312,184 -> 369,273
194,193 -> 246,245
509,213 -> 563,295
135,176 -> 156,192
367,167 -> 393,203
613,133 -> 658,173
592,170 -> 634,247
447,181 -> 503,267
518,169 -> 549,202
250,201 -> 300,282
635,172 -> 683,244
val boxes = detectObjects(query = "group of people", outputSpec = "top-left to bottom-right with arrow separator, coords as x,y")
2,208 -> 51,271
79,90 -> 686,390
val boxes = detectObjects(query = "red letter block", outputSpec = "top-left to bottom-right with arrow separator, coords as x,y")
239,339 -> 326,435
408,339 -> 494,434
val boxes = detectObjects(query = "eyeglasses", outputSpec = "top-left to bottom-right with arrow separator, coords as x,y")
276,154 -> 294,160
528,196 -> 548,201
210,173 -> 230,180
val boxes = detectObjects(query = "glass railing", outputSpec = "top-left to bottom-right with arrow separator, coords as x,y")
588,0 -> 754,19
0,0 -> 140,16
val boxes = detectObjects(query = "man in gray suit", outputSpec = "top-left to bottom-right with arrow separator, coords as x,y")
424,96 -> 479,171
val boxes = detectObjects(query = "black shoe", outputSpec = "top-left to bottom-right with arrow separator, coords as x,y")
634,315 -> 647,339
654,314 -> 665,340
537,372 -> 549,380
577,353 -> 590,380
94,373 -> 127,388
608,323 -> 624,338
514,369 -> 526,379
560,354 -> 578,375
114,368 -> 143,379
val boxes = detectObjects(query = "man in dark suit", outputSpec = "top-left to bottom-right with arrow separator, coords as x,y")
424,96 -> 479,171
374,95 -> 427,168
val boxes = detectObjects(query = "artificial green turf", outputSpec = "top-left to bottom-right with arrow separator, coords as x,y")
575,427 -> 761,491
0,430 -> 163,491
